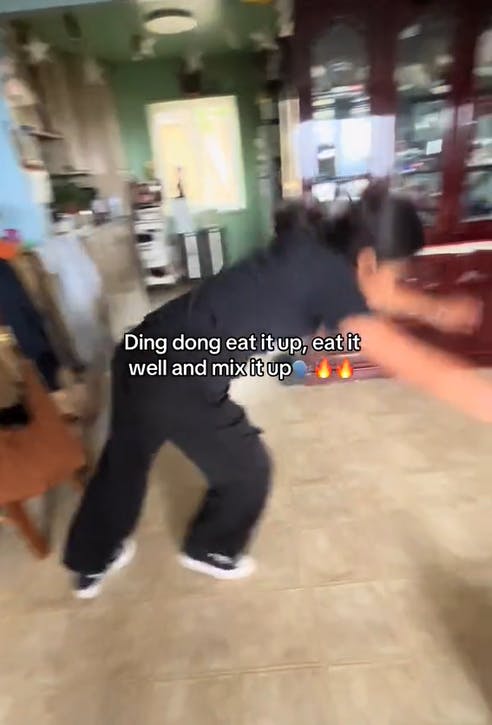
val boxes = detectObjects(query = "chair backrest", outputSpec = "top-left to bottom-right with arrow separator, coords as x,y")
10,251 -> 80,369
0,361 -> 86,505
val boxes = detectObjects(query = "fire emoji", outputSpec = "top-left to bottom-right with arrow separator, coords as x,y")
315,358 -> 331,379
337,358 -> 354,380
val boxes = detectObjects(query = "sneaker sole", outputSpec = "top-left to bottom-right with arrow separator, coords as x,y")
109,538 -> 137,574
74,539 -> 137,600
178,553 -> 256,580
75,579 -> 103,600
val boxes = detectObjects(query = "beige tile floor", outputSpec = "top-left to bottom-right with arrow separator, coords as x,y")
3,361 -> 492,723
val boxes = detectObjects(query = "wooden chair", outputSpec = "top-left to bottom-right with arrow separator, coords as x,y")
0,360 -> 86,558
10,249 -> 111,424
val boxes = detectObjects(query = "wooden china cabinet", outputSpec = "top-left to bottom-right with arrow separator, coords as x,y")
289,0 -> 492,379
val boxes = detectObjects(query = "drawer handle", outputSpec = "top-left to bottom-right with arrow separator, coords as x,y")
456,271 -> 489,284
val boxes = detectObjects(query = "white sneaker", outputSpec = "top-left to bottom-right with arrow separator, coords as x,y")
73,539 -> 137,599
178,551 -> 256,580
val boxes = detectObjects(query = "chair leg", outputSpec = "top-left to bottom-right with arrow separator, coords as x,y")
4,501 -> 49,559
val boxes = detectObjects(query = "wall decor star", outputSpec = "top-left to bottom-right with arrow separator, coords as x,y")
140,37 -> 156,57
24,37 -> 50,64
185,51 -> 203,73
84,57 -> 105,85
275,0 -> 294,38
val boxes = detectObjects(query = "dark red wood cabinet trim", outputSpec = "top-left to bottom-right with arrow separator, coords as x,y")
292,0 -> 492,381
293,0 -> 492,246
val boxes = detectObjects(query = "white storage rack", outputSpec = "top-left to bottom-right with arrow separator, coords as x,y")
133,204 -> 182,287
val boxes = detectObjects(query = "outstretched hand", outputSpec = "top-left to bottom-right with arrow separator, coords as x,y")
340,314 -> 492,424
433,294 -> 483,335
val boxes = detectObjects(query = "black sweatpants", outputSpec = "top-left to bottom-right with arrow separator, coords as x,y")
63,339 -> 272,575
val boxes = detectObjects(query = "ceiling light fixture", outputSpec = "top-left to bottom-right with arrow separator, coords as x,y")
144,9 -> 197,35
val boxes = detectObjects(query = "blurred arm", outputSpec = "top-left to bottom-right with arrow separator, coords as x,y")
374,283 -> 439,322
363,274 -> 481,334
340,314 -> 492,423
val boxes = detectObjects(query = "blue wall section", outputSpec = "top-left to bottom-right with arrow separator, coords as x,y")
0,94 -> 47,245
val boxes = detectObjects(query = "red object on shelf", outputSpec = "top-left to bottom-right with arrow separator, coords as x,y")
0,231 -> 21,260
0,243 -> 18,261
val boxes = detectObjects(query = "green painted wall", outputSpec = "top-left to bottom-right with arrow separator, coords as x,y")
0,0 -> 109,14
108,54 -> 268,263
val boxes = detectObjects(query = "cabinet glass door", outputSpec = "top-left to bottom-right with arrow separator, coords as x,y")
461,20 -> 492,222
309,23 -> 371,202
391,14 -> 454,227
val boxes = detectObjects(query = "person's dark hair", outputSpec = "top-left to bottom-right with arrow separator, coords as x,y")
273,198 -> 326,238
274,183 -> 425,263
332,182 -> 425,262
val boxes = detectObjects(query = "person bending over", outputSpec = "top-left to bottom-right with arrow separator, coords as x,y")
64,185 -> 489,599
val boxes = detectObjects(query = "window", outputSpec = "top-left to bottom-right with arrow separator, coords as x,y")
147,96 -> 246,213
